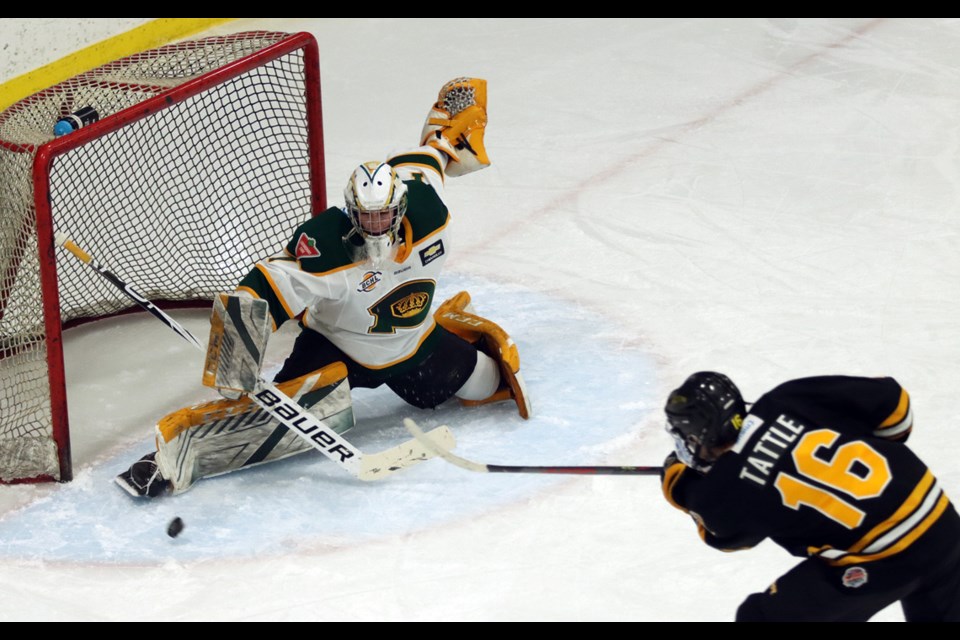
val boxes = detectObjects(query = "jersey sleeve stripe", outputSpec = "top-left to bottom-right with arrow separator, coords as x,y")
239,264 -> 296,328
875,389 -> 912,439
848,470 -> 934,553
394,217 -> 414,263
827,492 -> 950,566
873,402 -> 912,439
388,152 -> 444,178
819,472 -> 950,565
861,479 -> 945,554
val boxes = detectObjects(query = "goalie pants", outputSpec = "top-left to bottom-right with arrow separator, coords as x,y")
275,324 -> 479,410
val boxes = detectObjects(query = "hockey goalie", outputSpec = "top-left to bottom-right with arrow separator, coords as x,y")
117,77 -> 532,498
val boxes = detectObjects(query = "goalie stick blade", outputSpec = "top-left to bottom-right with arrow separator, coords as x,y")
357,425 -> 456,480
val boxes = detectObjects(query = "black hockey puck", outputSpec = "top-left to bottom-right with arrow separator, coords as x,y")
167,517 -> 185,538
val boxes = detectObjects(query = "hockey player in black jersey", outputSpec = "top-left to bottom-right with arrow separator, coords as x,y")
661,372 -> 960,622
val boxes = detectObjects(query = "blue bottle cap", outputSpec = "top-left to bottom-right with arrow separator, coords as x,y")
53,119 -> 74,137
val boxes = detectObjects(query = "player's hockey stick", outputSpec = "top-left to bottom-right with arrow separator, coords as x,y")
55,233 -> 454,481
404,419 -> 662,475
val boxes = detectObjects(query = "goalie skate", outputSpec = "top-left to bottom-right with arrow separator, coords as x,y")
115,452 -> 169,498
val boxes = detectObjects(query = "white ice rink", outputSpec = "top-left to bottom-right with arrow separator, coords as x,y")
1,18 -> 958,621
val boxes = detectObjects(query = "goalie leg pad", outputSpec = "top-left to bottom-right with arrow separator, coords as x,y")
420,77 -> 490,177
156,363 -> 353,494
435,291 -> 531,419
203,292 -> 272,398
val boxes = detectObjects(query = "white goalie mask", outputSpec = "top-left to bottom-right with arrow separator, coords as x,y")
343,161 -> 408,265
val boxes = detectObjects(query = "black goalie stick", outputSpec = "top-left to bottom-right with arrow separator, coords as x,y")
403,418 -> 662,476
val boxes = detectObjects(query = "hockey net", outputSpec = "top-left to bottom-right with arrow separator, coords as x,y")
0,30 -> 325,483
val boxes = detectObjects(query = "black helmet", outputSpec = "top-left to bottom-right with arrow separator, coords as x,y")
664,372 -> 745,472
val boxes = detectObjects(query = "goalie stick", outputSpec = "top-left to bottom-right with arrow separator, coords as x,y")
403,419 -> 662,476
55,233 -> 454,481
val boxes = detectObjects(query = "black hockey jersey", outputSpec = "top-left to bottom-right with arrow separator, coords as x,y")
662,376 -> 959,567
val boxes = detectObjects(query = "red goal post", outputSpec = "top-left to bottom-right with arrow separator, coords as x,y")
0,31 -> 326,483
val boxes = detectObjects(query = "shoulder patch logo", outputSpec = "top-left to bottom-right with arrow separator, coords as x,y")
295,233 -> 321,259
357,271 -> 382,293
419,239 -> 445,266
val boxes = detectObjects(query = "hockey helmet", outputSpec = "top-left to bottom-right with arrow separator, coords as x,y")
344,161 -> 408,239
664,372 -> 745,472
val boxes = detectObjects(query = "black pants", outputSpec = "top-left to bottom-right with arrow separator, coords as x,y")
736,544 -> 960,622
274,325 -> 479,410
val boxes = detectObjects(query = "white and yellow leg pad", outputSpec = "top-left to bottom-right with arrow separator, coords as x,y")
156,363 -> 353,494
435,291 -> 531,419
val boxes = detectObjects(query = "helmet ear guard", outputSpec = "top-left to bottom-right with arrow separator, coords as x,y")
664,372 -> 745,472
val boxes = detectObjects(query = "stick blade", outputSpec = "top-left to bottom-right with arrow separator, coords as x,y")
402,418 -> 488,473
356,424 -> 457,480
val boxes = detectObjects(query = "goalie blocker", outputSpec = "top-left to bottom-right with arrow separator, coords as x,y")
203,292 -> 272,399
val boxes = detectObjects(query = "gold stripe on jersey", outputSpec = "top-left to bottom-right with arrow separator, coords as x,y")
388,153 -> 445,182
395,217 -> 414,263
874,389 -> 912,440
815,471 -> 950,565
252,264 -> 297,321
661,462 -> 689,513
849,471 -> 934,553
828,494 -> 950,566
410,214 -> 449,248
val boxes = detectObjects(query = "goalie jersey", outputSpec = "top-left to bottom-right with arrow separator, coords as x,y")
236,147 -> 451,372
662,376 -> 960,567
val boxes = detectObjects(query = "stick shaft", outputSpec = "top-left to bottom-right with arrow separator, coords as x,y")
58,234 -> 204,350
485,464 -> 661,475
404,419 -> 662,476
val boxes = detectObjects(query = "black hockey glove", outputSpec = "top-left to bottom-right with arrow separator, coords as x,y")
660,451 -> 680,481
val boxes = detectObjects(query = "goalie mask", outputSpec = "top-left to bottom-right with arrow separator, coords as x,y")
664,372 -> 745,473
343,161 -> 408,265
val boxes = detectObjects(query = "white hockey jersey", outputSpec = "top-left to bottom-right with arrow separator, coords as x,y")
237,147 -> 453,371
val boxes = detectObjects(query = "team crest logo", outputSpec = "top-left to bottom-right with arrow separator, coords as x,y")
357,271 -> 382,293
419,239 -> 445,266
841,567 -> 868,589
391,292 -> 430,319
295,233 -> 321,258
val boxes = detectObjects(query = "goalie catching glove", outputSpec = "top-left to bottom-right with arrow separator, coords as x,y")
203,292 -> 272,399
421,77 -> 490,177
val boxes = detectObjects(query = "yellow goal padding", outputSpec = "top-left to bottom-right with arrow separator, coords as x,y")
0,18 -> 236,112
